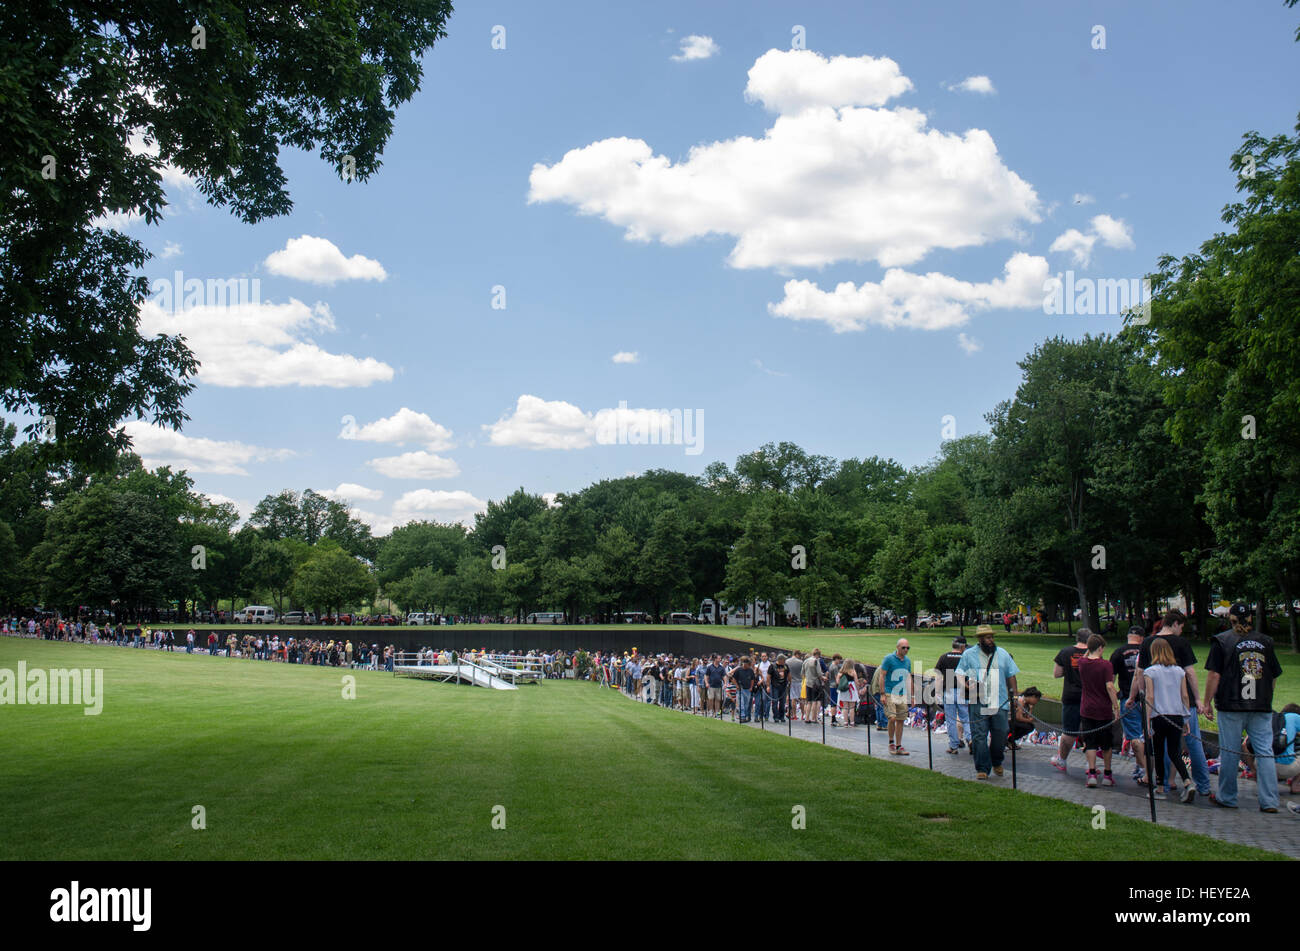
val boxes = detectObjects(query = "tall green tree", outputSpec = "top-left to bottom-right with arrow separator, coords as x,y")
2,0 -> 455,471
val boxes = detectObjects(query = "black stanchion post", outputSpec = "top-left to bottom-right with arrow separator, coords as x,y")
1011,698 -> 1018,790
926,701 -> 933,770
1140,689 -> 1157,823
822,691 -> 826,744
787,686 -> 792,736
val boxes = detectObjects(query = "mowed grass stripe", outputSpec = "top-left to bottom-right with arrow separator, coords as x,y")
0,639 -> 1280,861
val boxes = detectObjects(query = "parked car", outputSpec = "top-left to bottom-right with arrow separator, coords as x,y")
240,605 -> 276,624
406,613 -> 432,626
282,611 -> 308,624
668,612 -> 695,624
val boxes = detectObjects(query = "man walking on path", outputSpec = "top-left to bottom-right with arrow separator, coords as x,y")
880,639 -> 913,754
957,626 -> 1020,780
1051,629 -> 1089,774
1203,603 -> 1285,812
1110,626 -> 1147,783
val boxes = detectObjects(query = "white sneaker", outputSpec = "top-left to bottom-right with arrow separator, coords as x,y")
1051,756 -> 1067,773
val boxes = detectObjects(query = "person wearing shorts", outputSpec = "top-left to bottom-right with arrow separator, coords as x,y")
803,650 -> 825,723
880,640 -> 913,754
1111,626 -> 1147,781
705,655 -> 726,717
1078,633 -> 1119,788
1051,630 -> 1089,773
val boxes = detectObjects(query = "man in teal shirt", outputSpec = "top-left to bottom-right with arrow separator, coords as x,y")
957,625 -> 1020,780
880,639 -> 913,754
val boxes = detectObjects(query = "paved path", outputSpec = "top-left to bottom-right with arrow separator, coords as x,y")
612,688 -> 1300,858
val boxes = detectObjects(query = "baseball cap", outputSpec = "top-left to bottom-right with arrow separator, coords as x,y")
1228,603 -> 1253,620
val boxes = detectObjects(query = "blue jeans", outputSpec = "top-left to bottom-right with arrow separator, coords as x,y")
756,688 -> 770,720
970,708 -> 1009,775
738,688 -> 752,720
1215,710 -> 1280,810
873,694 -> 888,727
1163,712 -> 1211,794
943,699 -> 970,750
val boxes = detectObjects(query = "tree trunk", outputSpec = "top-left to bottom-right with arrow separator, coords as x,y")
1071,558 -> 1090,631
1284,582 -> 1298,653
1257,592 -> 1269,637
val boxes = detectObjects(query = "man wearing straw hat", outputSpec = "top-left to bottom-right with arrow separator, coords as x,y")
957,625 -> 1020,780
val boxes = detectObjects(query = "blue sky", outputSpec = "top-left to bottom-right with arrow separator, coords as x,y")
52,0 -> 1300,532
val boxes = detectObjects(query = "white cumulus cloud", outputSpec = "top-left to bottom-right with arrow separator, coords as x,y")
768,252 -> 1051,332
672,34 -> 719,62
319,482 -> 384,502
484,395 -> 594,450
483,395 -> 682,450
388,489 -> 488,530
957,333 -> 982,354
366,451 -> 461,480
137,297 -> 394,388
746,49 -> 913,112
611,351 -> 640,364
263,235 -> 387,285
342,407 -> 454,450
123,421 -> 293,476
529,49 -> 1039,271
945,75 -> 996,95
1049,214 -> 1134,266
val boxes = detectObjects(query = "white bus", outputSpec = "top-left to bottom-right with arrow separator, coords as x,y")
525,612 -> 565,624
700,598 -> 799,627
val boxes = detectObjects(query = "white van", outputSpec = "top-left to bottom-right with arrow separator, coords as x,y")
525,612 -> 565,624
669,612 -> 695,624
407,613 -> 433,625
241,605 -> 276,624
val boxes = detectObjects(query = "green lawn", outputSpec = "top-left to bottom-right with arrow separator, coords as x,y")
0,638 -> 1281,861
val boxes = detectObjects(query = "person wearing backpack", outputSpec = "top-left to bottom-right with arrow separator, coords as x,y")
1202,603 -> 1285,812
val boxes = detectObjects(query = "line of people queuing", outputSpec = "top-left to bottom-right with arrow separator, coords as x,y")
584,611 -> 1299,812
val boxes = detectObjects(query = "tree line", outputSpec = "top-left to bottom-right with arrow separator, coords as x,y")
1,115 -> 1296,648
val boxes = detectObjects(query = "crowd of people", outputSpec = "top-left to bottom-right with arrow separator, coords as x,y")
1,615 -> 405,670
8,604 -> 1297,814
580,609 -> 1299,812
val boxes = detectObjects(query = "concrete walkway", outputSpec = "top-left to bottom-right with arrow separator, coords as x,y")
613,687 -> 1300,858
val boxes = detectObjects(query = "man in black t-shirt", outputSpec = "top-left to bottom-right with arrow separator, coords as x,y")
1051,631 -> 1089,773
1109,627 -> 1147,781
730,656 -> 758,723
936,637 -> 969,752
704,655 -> 727,717
1204,604 -> 1284,812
